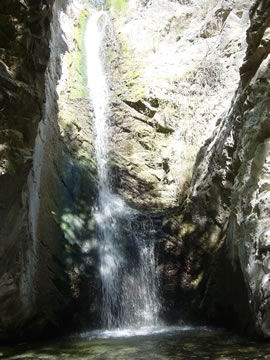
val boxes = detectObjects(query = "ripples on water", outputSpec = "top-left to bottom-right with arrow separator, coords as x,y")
1,326 -> 270,360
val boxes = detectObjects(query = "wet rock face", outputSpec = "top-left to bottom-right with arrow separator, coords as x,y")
0,0 -> 54,340
160,0 -> 270,336
0,0 -> 52,176
105,0 -> 270,337
108,0 -> 250,209
232,2 -> 270,333
104,0 -> 256,331
54,1 -> 100,332
0,0 -> 99,341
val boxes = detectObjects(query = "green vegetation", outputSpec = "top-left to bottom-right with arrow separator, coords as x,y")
59,8 -> 90,146
119,40 -> 145,101
66,9 -> 90,100
106,0 -> 127,12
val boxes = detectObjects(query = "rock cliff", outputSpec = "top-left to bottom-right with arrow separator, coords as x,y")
181,0 -> 270,336
0,0 -> 57,339
0,0 -> 99,340
108,0 -> 250,209
106,0 -> 252,331
107,0 -> 270,337
1,0 -> 270,341
152,0 -> 270,336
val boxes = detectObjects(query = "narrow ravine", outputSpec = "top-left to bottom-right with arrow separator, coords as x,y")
2,0 -> 270,357
85,11 -> 160,330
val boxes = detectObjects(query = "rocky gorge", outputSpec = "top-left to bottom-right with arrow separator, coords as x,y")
0,0 -> 270,344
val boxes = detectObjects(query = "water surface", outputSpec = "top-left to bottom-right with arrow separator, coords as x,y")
1,327 -> 270,360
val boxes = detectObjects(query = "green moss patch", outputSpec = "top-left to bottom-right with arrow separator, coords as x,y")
106,0 -> 127,12
66,9 -> 90,100
116,38 -> 146,101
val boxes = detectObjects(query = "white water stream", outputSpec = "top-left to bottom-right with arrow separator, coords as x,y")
85,12 -> 160,329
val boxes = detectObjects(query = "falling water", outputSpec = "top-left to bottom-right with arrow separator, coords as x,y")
85,11 -> 160,329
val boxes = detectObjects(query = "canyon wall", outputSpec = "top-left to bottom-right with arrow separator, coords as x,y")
0,0 -> 99,340
181,0 -> 270,336
111,0 -> 270,336
108,0 -> 250,209
1,0 -> 270,340
0,0 -> 58,339
107,0 -> 253,332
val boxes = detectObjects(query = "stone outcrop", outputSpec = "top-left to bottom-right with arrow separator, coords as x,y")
0,0 -> 99,340
103,0 -> 253,332
158,0 -> 270,337
0,0 -> 56,340
108,0 -> 250,209
106,0 -> 270,337
204,0 -> 270,337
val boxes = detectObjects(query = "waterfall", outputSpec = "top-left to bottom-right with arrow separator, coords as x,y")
85,11 -> 160,329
